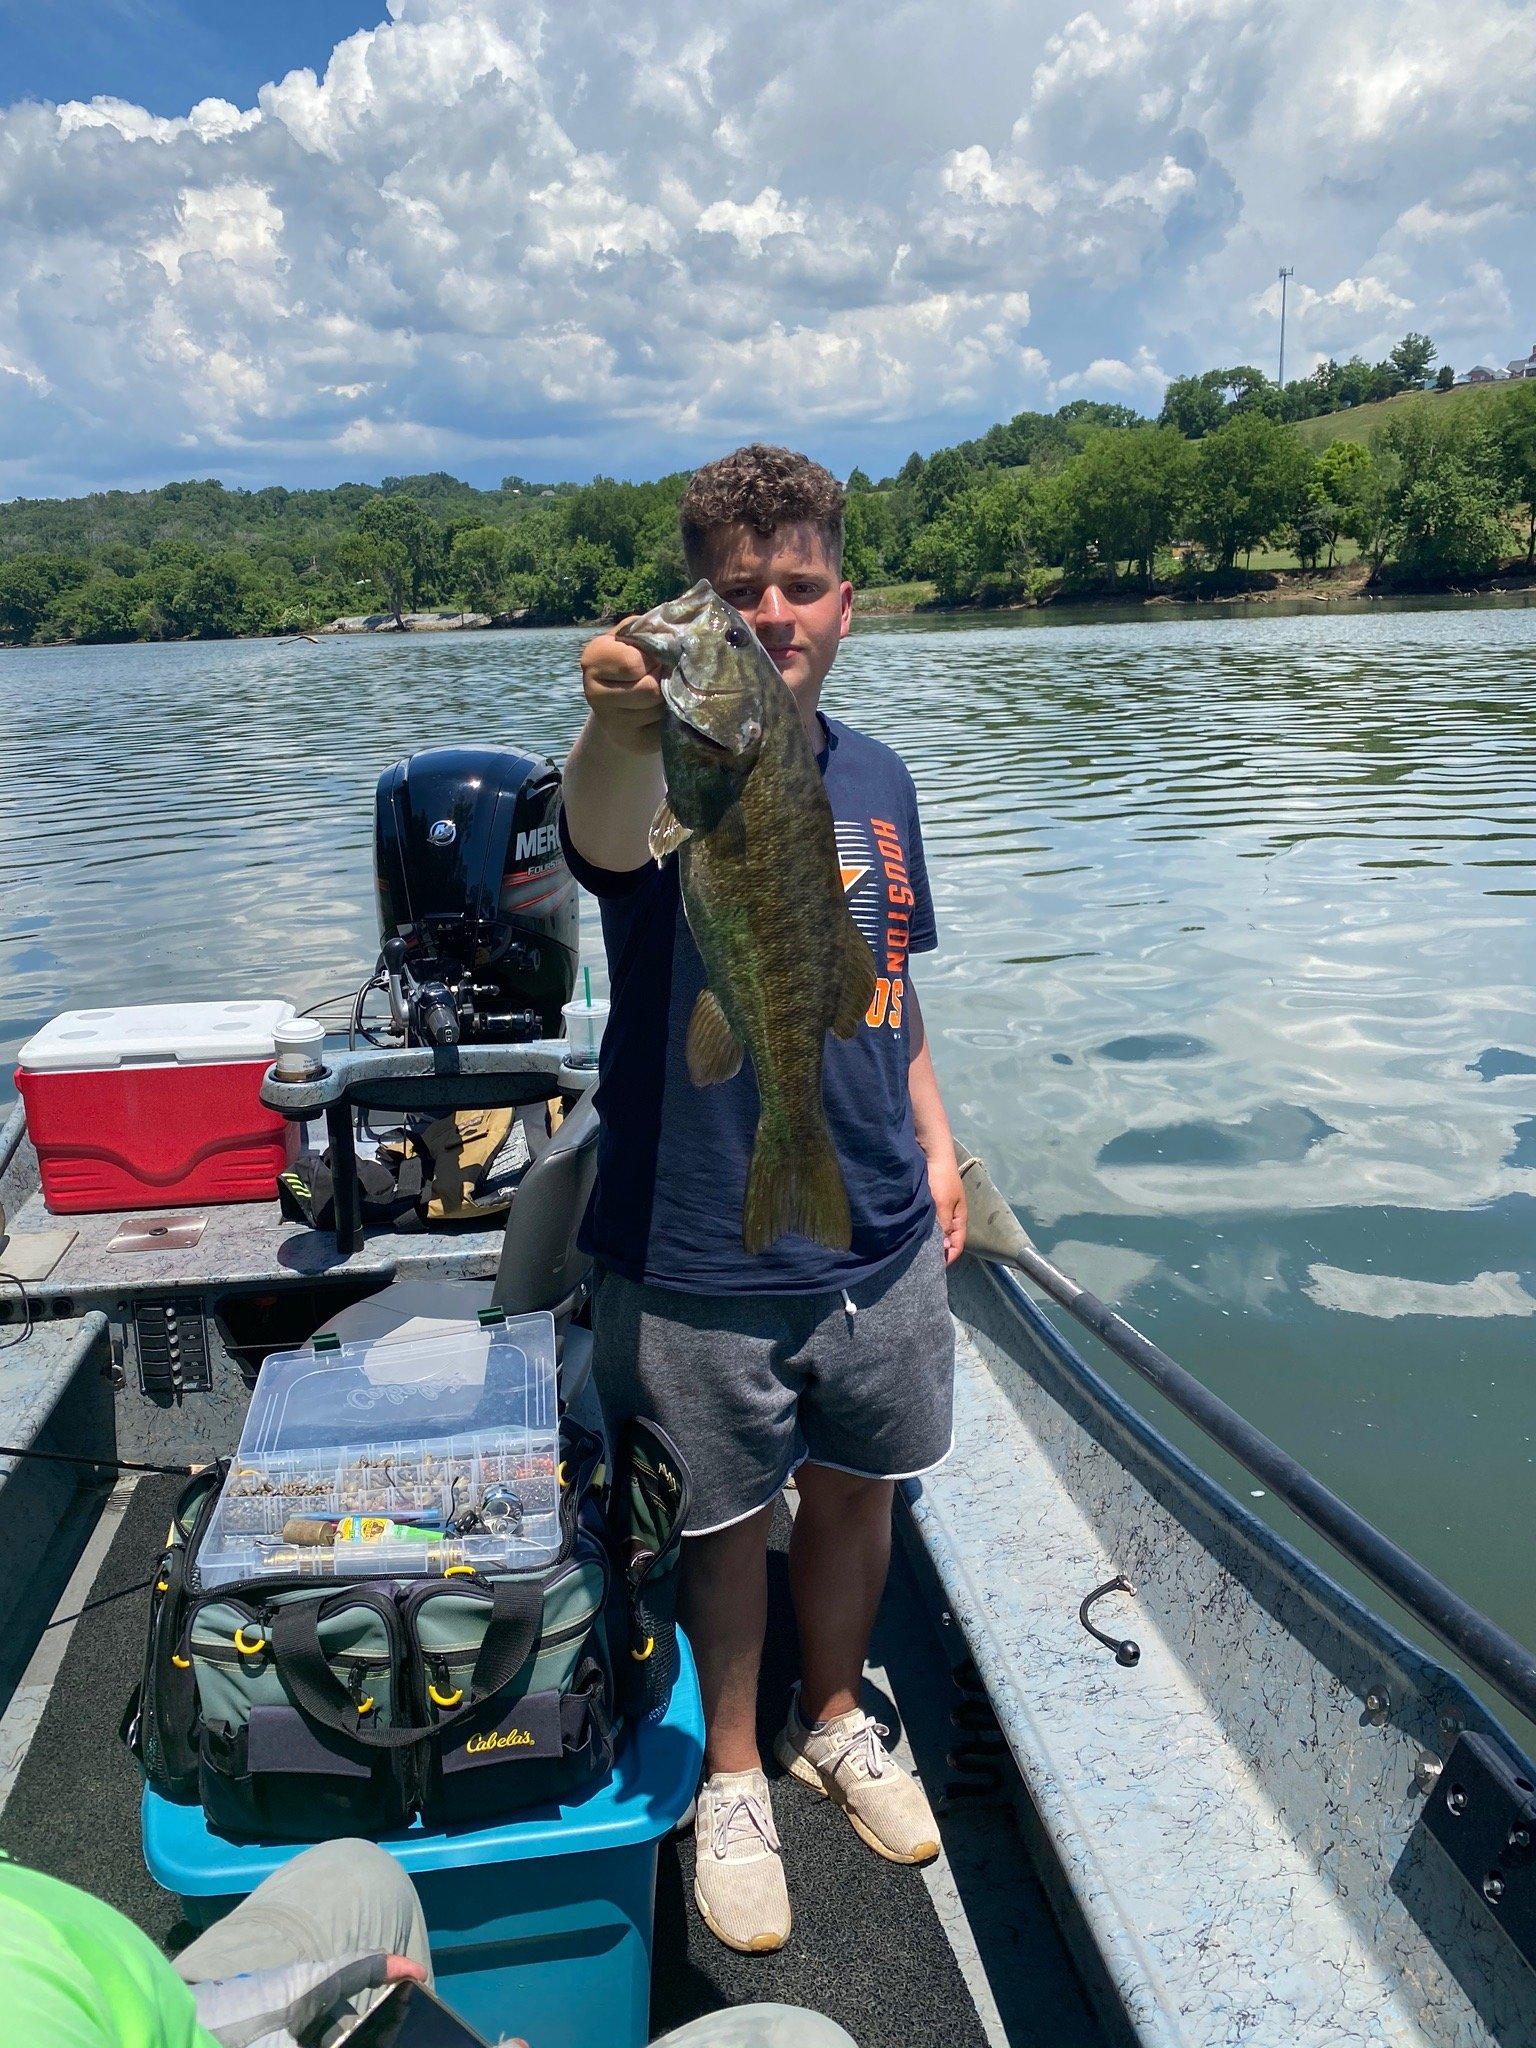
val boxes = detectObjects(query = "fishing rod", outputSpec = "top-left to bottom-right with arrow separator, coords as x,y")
955,1146 -> 1536,1733
0,1444 -> 204,1479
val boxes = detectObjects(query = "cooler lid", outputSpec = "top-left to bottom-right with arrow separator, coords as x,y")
17,1000 -> 297,1073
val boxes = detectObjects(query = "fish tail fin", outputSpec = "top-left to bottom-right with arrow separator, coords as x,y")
743,1119 -> 852,1255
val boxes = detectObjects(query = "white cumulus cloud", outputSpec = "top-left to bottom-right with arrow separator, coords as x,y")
0,0 -> 1533,492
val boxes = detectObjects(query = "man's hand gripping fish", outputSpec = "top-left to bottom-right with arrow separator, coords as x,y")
618,582 -> 878,1254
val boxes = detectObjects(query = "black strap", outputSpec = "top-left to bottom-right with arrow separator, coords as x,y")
159,1540 -> 189,1618
516,1101 -> 556,1165
269,1601 -> 416,1751
466,1578 -> 543,1704
269,1581 -> 545,1752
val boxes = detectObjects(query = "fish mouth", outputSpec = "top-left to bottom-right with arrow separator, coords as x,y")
666,661 -> 753,709
616,581 -> 715,664
617,616 -> 681,665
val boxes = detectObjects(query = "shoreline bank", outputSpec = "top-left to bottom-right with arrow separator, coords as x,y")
853,560 -> 1536,618
6,566 -> 1536,651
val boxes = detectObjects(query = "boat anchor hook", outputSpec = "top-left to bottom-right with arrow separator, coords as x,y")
1079,1576 -> 1141,1667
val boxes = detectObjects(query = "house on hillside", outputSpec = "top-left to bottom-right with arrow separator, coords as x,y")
1463,364 -> 1502,384
1505,344 -> 1536,379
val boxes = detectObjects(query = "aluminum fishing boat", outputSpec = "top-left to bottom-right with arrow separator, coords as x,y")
0,1047 -> 1533,2047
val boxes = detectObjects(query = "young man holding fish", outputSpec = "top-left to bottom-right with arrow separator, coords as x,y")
560,445 -> 965,1954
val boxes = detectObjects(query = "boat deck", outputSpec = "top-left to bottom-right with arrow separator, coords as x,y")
0,1473 -> 1103,2048
0,1125 -> 511,1310
6,1098 -> 1534,2044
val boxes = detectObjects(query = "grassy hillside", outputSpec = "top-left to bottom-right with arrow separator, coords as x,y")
1292,381 -> 1506,450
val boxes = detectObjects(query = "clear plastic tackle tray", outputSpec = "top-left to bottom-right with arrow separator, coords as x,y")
197,1313 -> 561,1587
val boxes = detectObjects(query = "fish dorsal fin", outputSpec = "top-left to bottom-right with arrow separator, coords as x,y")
686,987 -> 744,1086
830,917 -> 879,1039
649,798 -> 692,864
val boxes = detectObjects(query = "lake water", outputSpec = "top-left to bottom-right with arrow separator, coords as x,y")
3,598 -> 1535,1694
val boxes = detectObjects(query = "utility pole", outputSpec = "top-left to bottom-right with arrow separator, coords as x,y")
1277,266 -> 1295,388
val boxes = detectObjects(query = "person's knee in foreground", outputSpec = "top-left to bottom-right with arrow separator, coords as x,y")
0,1846 -> 856,2047
563,445 -> 966,1953
172,1836 -> 431,2042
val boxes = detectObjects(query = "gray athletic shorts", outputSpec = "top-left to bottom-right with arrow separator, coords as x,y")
591,1222 -> 955,1535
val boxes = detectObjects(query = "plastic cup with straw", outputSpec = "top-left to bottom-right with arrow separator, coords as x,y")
562,964 -> 609,1068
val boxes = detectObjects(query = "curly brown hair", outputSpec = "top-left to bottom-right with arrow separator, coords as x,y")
679,443 -> 845,579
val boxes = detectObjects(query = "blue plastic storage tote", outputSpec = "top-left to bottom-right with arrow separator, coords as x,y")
143,1636 -> 704,2048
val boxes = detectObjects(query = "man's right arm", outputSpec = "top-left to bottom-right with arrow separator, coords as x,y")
561,627 -> 667,875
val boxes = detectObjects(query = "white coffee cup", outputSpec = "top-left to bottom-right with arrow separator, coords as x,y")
273,1015 -> 326,1081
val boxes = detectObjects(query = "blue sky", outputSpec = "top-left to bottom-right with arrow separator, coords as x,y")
0,3 -> 386,118
1,0 -> 1531,499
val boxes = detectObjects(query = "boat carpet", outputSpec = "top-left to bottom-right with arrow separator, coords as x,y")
1,1480 -> 989,2048
650,1502 -> 988,2048
0,1472 -> 188,1944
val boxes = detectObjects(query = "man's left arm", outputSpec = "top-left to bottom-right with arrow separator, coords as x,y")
907,984 -> 966,1266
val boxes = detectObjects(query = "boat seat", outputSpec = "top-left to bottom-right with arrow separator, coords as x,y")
313,1087 -> 600,1412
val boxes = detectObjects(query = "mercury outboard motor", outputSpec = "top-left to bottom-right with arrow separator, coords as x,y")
374,745 -> 578,1046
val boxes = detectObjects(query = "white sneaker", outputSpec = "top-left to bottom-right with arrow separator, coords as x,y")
692,1767 -> 792,1953
775,1686 -> 940,1866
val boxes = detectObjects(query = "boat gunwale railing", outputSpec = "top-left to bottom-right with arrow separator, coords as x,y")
0,1102 -> 25,1180
978,1248 -> 1536,1736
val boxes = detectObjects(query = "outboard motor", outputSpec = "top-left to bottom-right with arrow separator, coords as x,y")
374,746 -> 578,1047
285,745 -> 601,1397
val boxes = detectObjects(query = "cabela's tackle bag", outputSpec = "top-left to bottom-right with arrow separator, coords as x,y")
126,1412 -> 690,1843
608,1416 -> 691,1724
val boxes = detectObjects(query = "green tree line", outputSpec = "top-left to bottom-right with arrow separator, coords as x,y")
3,351 -> 1535,648
1156,330 -> 1454,438
885,380 -> 1536,604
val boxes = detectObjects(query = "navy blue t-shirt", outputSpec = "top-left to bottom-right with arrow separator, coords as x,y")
560,714 -> 938,1295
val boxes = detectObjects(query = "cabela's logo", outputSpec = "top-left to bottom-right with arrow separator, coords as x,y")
465,1725 -> 535,1753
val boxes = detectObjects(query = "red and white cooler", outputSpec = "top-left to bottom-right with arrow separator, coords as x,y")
15,1000 -> 301,1215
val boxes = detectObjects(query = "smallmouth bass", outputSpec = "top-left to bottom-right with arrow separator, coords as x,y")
617,582 -> 877,1253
